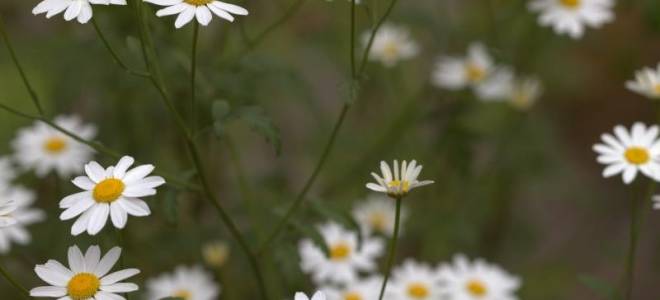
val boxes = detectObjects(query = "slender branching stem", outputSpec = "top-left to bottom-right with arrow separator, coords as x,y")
91,18 -> 150,78
191,22 -> 200,133
623,186 -> 642,300
0,263 -> 30,299
377,197 -> 403,300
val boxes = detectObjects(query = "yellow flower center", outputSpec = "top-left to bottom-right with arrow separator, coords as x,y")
653,84 -> 660,95
173,290 -> 192,300
407,282 -> 429,299
383,42 -> 400,60
67,273 -> 100,300
330,242 -> 351,261
43,137 -> 67,154
624,147 -> 650,165
387,180 -> 410,193
466,64 -> 486,82
344,292 -> 363,300
369,212 -> 387,232
93,179 -> 125,203
559,0 -> 580,8
466,279 -> 488,297
183,0 -> 212,6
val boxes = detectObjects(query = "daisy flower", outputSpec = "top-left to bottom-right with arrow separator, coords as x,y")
477,71 -> 544,110
296,291 -> 326,300
508,77 -> 543,110
144,0 -> 248,29
352,194 -> 407,237
202,240 -> 230,268
437,254 -> 521,300
388,259 -> 442,300
475,67 -> 515,101
0,197 -> 17,228
321,276 -> 382,300
626,64 -> 660,99
146,265 -> 220,300
528,0 -> 615,39
0,157 -> 16,188
593,123 -> 660,184
363,24 -> 419,67
12,115 -> 97,178
0,186 -> 46,254
299,222 -> 383,285
431,42 -> 494,91
59,156 -> 165,235
30,245 -> 140,299
32,0 -> 127,24
366,160 -> 434,199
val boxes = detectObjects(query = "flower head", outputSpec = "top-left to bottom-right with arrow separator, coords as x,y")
437,254 -> 521,300
352,194 -> 407,237
0,186 -> 46,253
144,0 -> 248,28
321,276 -> 382,300
366,160 -> 433,199
146,265 -> 220,300
431,42 -> 494,91
528,0 -> 615,39
30,245 -> 140,299
626,64 -> 660,99
12,115 -> 97,178
389,259 -> 442,300
32,0 -> 127,24
364,24 -> 419,67
593,123 -> 660,184
59,156 -> 165,235
299,222 -> 383,285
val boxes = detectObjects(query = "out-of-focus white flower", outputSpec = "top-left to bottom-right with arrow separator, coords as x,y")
388,259 -> 442,300
0,187 -> 45,254
299,222 -> 383,285
352,194 -> 407,237
60,156 -> 165,235
593,123 -> 660,184
0,157 -> 16,189
437,254 -> 521,300
366,160 -> 434,199
626,64 -> 660,99
146,265 -> 220,300
475,67 -> 515,101
508,77 -> 543,110
144,0 -> 248,28
30,245 -> 140,299
12,115 -> 97,178
32,0 -> 126,24
431,42 -> 494,91
653,195 -> 660,209
321,276 -> 382,300
528,0 -> 615,39
202,240 -> 230,268
295,291 -> 327,300
363,24 -> 419,67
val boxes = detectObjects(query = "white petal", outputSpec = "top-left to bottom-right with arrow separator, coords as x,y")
94,247 -> 121,277
85,162 -> 107,183
211,1 -> 247,15
113,156 -> 135,179
156,2 -> 188,16
87,204 -> 110,235
34,265 -> 69,286
109,203 -> 127,229
60,198 -> 95,220
72,176 -> 95,190
84,245 -> 101,272
30,286 -> 67,297
196,5 -> 212,26
174,6 -> 196,28
118,199 -> 151,217
100,268 -> 140,285
68,245 -> 85,273
100,282 -> 139,293
122,165 -> 155,184
207,3 -> 234,21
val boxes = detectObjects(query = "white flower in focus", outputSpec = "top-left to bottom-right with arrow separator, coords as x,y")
32,0 -> 127,24
0,187 -> 46,254
12,115 -> 97,178
431,42 -> 494,91
352,194 -> 407,237
363,24 -> 419,67
528,0 -> 615,39
299,222 -> 383,285
146,265 -> 220,300
366,160 -> 434,198
295,291 -> 327,300
321,276 -> 382,300
437,254 -> 521,300
30,245 -> 140,299
593,123 -> 660,184
389,259 -> 442,300
626,64 -> 660,99
144,0 -> 248,28
59,156 -> 165,235
202,240 -> 230,268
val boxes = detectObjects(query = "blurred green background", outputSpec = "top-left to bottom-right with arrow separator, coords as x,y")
2,0 -> 660,299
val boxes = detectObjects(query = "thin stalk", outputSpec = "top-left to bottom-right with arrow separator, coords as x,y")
225,137 -> 263,240
91,18 -> 150,78
191,22 -> 200,133
116,229 -> 130,300
0,263 -> 30,299
623,186 -> 642,300
350,0 -> 357,77
241,0 -> 307,55
377,197 -> 402,300
357,0 -> 401,76
0,15 -> 45,116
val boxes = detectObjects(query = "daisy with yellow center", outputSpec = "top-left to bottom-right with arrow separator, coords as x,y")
431,42 -> 495,91
0,186 -> 45,253
144,0 -> 248,28
59,156 -> 165,236
33,0 -> 126,24
626,63 -> 660,100
30,245 -> 140,299
299,222 -> 383,285
146,265 -> 220,300
320,277 -> 381,300
389,260 -> 441,300
367,160 -> 433,199
438,255 -> 520,300
528,0 -> 614,39
363,23 -> 419,67
352,194 -> 408,237
593,123 -> 660,184
12,115 -> 97,178
202,240 -> 230,268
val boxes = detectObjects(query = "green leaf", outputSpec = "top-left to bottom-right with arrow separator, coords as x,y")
235,106 -> 281,155
578,274 -> 619,300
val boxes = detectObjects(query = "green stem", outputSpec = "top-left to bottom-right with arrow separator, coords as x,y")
0,263 -> 30,299
191,22 -> 199,133
91,18 -> 150,78
377,197 -> 402,300
350,0 -> 357,78
623,186 -> 642,300
357,0 -> 401,76
241,0 -> 307,55
0,15 -> 45,116
225,137 -> 262,240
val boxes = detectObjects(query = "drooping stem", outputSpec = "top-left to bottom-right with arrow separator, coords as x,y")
0,263 -> 30,299
91,18 -> 150,78
623,185 -> 643,300
358,0 -> 401,75
190,22 -> 200,133
377,197 -> 402,300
